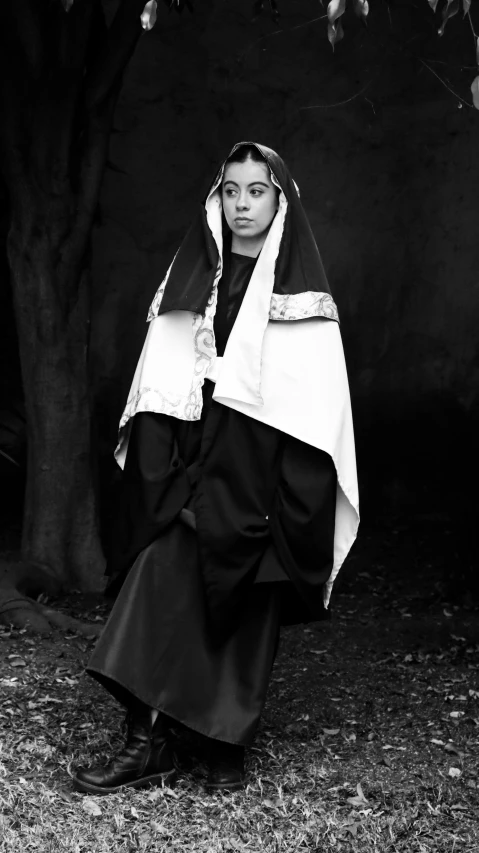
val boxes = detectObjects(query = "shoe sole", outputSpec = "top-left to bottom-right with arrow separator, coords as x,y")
72,769 -> 177,796
205,779 -> 246,793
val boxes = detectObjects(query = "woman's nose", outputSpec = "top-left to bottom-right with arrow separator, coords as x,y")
236,193 -> 249,210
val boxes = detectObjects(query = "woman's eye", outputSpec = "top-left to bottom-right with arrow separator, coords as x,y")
225,189 -> 236,197
251,189 -> 263,197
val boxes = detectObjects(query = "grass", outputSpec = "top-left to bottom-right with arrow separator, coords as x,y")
1,523 -> 479,852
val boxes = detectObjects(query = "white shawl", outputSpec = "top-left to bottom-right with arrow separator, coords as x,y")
115,173 -> 359,606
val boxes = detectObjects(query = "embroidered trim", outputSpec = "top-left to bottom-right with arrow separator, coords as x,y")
119,386 -> 190,428
269,292 -> 339,322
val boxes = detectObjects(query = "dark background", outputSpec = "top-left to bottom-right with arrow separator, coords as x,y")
1,0 -> 478,560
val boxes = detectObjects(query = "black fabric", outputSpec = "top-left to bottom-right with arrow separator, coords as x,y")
214,248 -> 257,357
107,240 -> 336,622
156,142 -> 333,318
89,528 -> 281,746
107,386 -> 336,627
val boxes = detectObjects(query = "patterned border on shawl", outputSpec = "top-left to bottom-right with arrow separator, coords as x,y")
269,292 -> 339,322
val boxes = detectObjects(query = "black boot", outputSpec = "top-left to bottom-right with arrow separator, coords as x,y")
206,741 -> 245,792
73,708 -> 176,795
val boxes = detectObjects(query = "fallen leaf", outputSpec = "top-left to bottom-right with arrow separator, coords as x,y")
347,783 -> 368,808
323,728 -> 340,736
444,743 -> 462,756
450,711 -> 465,719
151,821 -> 170,835
82,797 -> 102,816
448,767 -> 461,778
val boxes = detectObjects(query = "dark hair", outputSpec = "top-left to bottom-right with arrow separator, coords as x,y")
225,144 -> 265,166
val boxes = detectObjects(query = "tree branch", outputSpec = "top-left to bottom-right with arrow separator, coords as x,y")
59,84 -> 120,280
84,0 -> 147,109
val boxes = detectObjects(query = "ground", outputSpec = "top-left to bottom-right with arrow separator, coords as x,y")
0,522 -> 479,853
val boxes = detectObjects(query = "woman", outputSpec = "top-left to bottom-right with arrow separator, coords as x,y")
73,142 -> 359,795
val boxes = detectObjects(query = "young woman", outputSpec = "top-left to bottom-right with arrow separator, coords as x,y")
73,142 -> 359,795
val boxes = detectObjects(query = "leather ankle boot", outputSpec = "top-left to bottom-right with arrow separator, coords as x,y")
73,708 -> 176,795
206,741 -> 245,792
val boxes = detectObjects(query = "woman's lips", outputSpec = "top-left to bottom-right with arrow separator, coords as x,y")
235,217 -> 252,224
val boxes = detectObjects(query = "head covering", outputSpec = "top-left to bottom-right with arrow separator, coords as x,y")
154,142 -> 334,316
116,142 -> 359,606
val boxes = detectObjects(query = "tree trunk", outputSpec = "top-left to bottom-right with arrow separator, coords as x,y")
8,208 -> 105,591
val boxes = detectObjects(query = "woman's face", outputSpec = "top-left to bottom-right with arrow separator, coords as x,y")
222,158 -> 278,244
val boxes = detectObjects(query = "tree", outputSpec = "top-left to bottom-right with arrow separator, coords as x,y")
0,0 -> 189,629
0,0 -> 477,632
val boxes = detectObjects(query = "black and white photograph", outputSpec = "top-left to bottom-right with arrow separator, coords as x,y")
0,1 -> 478,850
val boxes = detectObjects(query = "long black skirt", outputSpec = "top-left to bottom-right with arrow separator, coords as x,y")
87,521 -> 281,745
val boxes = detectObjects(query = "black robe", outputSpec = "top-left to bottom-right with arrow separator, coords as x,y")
88,250 -> 336,744
106,250 -> 336,628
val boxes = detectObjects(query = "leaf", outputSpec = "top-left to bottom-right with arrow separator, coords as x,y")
445,742 -> 463,757
450,711 -> 465,718
472,76 -> 479,111
327,0 -> 346,48
328,0 -> 347,24
130,806 -> 139,819
141,0 -> 157,30
438,0 -> 460,36
323,728 -> 340,736
449,767 -> 461,778
9,657 -> 26,668
462,0 -> 471,13
431,738 -> 445,745
428,0 -> 440,11
82,798 -> 102,816
310,649 -> 328,655
476,37 -> 479,66
60,0 -> 75,10
347,783 -> 369,808
151,821 -> 170,835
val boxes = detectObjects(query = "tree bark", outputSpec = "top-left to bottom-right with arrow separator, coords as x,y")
8,211 -> 105,589
0,0 -> 151,602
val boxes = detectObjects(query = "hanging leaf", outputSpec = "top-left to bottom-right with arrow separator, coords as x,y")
438,0 -> 460,35
428,0 -> 440,10
476,36 -> 479,66
328,0 -> 347,26
60,0 -> 75,10
328,19 -> 345,48
462,0 -> 471,13
141,0 -> 157,30
471,76 -> 479,109
353,0 -> 369,18
328,0 -> 346,48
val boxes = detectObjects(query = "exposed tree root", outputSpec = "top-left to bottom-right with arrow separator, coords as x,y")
0,561 -> 103,637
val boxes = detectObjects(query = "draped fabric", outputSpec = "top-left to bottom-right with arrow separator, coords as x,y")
90,145 -> 354,742
155,142 -> 332,318
114,142 -> 359,605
